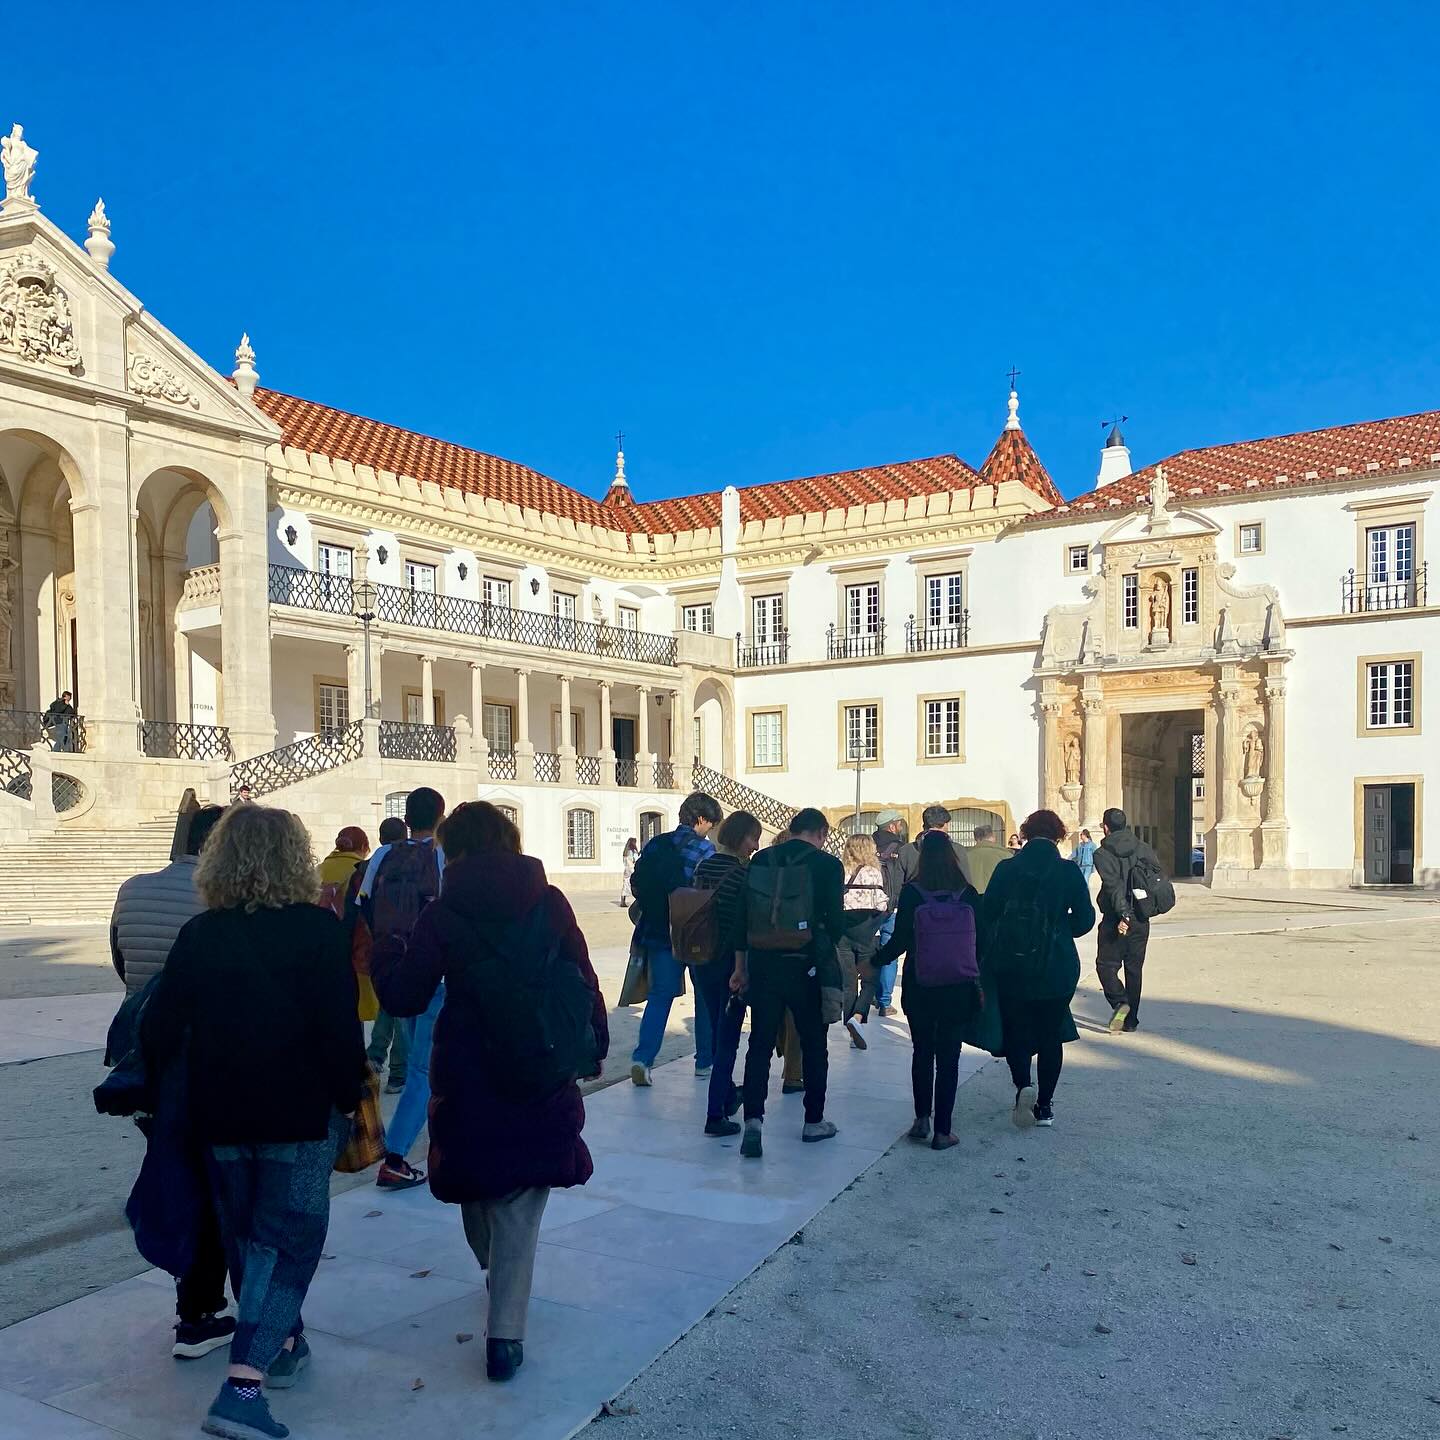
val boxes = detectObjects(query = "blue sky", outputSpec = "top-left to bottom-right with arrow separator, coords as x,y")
12,3 -> 1440,501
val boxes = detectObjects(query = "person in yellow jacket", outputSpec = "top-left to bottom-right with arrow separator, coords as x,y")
317,826 -> 378,1020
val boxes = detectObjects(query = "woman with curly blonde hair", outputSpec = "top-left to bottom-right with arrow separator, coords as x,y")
838,831 -> 889,1048
143,803 -> 365,1440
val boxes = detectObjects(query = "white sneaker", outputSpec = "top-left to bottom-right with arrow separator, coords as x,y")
630,1062 -> 652,1087
1012,1085 -> 1038,1128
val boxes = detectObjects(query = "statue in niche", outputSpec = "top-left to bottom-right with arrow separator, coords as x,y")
1063,733 -> 1081,785
1148,576 -> 1171,636
1,125 -> 37,209
1243,726 -> 1265,779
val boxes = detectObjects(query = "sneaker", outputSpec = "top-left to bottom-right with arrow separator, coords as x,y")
265,1335 -> 310,1390
486,1337 -> 524,1383
802,1120 -> 838,1144
376,1158 -> 426,1190
173,1313 -> 236,1359
694,1064 -> 712,1080
704,1116 -> 741,1137
930,1132 -> 960,1151
1122,1017 -> 1140,1033
202,1382 -> 289,1440
740,1119 -> 763,1158
384,1077 -> 406,1095
908,1116 -> 932,1142
1108,1003 -> 1131,1034
1012,1085 -> 1038,1129
844,1018 -> 868,1051
1034,1103 -> 1055,1128
876,1004 -> 894,1018
630,1062 -> 652,1087
781,1080 -> 805,1095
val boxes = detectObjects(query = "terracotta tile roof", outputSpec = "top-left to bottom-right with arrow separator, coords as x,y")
631,454 -> 993,531
977,427 -> 1064,507
1044,408 -> 1440,520
252,389 -> 616,529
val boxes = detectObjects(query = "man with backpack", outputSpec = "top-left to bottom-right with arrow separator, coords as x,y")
360,787 -> 446,1187
627,791 -> 723,1086
1093,807 -> 1173,1034
736,808 -> 845,1158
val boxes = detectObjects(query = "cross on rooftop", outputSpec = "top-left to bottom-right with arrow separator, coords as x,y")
1006,366 -> 1021,390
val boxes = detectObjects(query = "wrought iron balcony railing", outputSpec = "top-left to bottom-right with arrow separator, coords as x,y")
231,722 -> 364,800
487,749 -> 517,781
533,750 -> 560,783
576,754 -> 602,786
139,721 -> 234,761
268,565 -> 679,666
616,758 -> 638,787
827,623 -> 885,660
1341,565 -> 1427,614
379,721 -> 457,764
905,613 -> 970,652
1,745 -> 29,800
654,760 -> 676,789
0,709 -> 87,753
737,631 -> 789,668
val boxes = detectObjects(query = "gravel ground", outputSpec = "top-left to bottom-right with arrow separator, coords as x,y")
583,916 -> 1440,1440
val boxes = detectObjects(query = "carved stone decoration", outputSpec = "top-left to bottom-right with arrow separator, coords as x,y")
0,252 -> 82,371
1243,725 -> 1265,779
84,199 -> 115,268
0,529 -> 17,699
1147,463 -> 1172,532
1148,575 -> 1171,643
1063,732 -> 1081,785
1,124 -> 38,212
129,355 -> 201,409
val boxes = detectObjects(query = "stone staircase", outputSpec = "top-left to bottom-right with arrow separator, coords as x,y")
0,819 -> 178,926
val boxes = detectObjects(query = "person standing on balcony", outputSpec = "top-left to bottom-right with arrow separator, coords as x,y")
359,788 -> 447,1189
628,791 -> 722,1086
619,836 -> 639,908
869,811 -> 907,1017
43,690 -> 77,751
364,816 -> 412,1089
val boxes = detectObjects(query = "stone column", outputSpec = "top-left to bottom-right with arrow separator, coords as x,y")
558,673 -> 577,783
675,668 -> 696,782
1079,678 -> 1107,832
1038,690 -> 1064,815
345,644 -> 362,729
598,679 -> 616,785
160,554 -> 188,723
1212,663 -> 1251,882
513,667 -> 535,781
637,684 -> 654,787
420,654 -> 436,725
173,629 -> 193,726
1260,661 -> 1290,872
216,451 -> 277,759
469,662 -> 489,761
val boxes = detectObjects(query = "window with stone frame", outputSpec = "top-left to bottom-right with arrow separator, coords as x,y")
482,701 -> 514,753
317,682 -> 349,734
1182,567 -> 1200,626
1123,573 -> 1140,629
1067,544 -> 1090,575
843,703 -> 879,762
1367,660 -> 1415,729
924,698 -> 962,758
682,602 -> 714,634
751,710 -> 784,768
565,807 -> 596,860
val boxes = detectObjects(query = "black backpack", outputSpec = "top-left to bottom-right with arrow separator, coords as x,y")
746,850 -> 817,952
1127,850 -> 1176,921
987,869 -> 1055,986
369,840 -> 441,946
460,902 -> 597,1101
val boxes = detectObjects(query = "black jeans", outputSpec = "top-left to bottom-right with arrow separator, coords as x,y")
743,954 -> 828,1124
693,956 -> 744,1121
1096,920 -> 1149,1019
175,1189 -> 230,1324
910,1009 -> 963,1134
837,914 -> 881,1021
1006,1046 -> 1063,1108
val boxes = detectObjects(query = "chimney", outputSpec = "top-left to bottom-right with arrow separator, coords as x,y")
1097,421 -> 1132,488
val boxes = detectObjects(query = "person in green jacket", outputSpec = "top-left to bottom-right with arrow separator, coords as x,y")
981,809 -> 1096,1129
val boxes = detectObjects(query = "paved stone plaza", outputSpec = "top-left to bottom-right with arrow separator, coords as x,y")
2,886 -> 1437,1439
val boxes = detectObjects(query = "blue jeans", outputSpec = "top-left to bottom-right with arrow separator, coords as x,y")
386,982 -> 445,1159
875,913 -> 898,1007
632,946 -> 715,1070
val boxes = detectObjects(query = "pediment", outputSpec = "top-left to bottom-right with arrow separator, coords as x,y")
1098,507 -> 1219,548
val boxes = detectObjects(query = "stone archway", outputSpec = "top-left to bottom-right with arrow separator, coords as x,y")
692,673 -> 736,776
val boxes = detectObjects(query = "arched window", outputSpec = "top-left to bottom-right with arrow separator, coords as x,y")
384,791 -> 409,819
946,807 -> 1005,846
494,803 -> 518,827
639,810 -> 665,844
566,807 -> 596,861
835,810 -> 882,840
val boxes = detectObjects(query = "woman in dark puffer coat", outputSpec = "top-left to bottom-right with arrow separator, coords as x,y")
371,801 -> 608,1383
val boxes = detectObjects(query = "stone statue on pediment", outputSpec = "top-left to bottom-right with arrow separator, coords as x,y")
2,124 -> 37,211
1147,463 -> 1172,532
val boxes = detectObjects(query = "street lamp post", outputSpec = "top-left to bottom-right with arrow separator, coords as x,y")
851,745 -> 864,837
353,580 -> 377,721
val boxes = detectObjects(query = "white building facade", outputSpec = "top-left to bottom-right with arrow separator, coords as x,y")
1,128 -> 1435,899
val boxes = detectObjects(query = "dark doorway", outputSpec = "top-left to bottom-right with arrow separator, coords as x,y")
1173,776 -> 1194,877
1363,783 -> 1416,885
612,716 -> 637,763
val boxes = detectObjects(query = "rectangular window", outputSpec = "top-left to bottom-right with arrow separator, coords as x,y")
1367,660 -> 1415,729
751,710 -> 783,768
752,593 -> 784,644
845,582 -> 881,635
1182,567 -> 1200,625
618,606 -> 639,631
1239,523 -> 1263,555
553,591 -> 577,620
317,542 -> 352,577
926,573 -> 964,629
317,682 -> 349,733
404,560 -> 436,593
565,809 -> 595,861
1123,573 -> 1139,629
693,715 -> 703,763
682,603 -> 714,634
844,703 -> 879,762
1367,522 -> 1417,608
924,698 -> 962,758
482,701 -> 513,752
1067,545 -> 1090,575
483,575 -> 512,609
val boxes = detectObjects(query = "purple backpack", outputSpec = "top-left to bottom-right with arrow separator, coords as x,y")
912,889 -> 978,986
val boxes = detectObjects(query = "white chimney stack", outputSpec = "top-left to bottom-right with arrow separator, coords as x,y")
1097,421 -> 1132,488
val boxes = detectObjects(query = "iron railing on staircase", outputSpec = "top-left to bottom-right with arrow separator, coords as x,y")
0,708 -> 88,753
140,721 -> 234,761
230,722 -> 364,800
689,761 -> 845,854
1,745 -> 31,800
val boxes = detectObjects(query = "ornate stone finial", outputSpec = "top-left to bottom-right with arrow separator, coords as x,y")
84,198 -> 115,269
1004,388 -> 1021,431
1,124 -> 38,213
612,430 -> 629,490
1147,462 -> 1172,531
232,332 -> 258,399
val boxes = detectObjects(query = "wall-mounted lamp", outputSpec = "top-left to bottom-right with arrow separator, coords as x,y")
376,545 -> 389,565
530,577 -> 541,596
457,562 -> 468,581
284,525 -> 297,546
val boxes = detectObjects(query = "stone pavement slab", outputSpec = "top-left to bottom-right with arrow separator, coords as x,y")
0,1009 -> 984,1440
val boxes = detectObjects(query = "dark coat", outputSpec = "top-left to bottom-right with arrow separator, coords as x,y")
140,903 -> 365,1145
743,838 -> 845,955
370,852 -> 610,1204
1093,826 -> 1159,929
874,881 -> 983,1028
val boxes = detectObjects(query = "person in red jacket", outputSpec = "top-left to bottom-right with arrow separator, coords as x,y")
371,801 -> 609,1383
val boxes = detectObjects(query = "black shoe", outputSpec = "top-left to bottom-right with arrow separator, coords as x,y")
1034,1102 -> 1055,1128
486,1337 -> 524,1382
908,1116 -> 932,1142
173,1312 -> 236,1359
704,1117 -> 742,1137
781,1080 -> 805,1095
1122,1017 -> 1140,1032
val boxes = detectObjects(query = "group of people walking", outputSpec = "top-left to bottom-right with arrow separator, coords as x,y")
102,780 -> 1167,1440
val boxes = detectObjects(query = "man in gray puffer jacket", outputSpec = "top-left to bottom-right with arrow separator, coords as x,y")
111,806 -> 225,995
